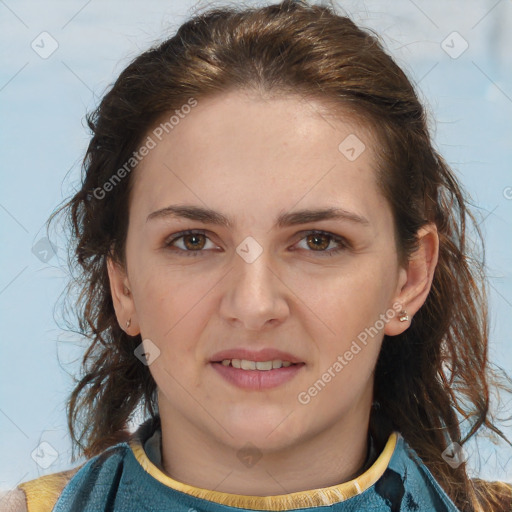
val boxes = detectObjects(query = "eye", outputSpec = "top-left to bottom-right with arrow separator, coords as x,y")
294,230 -> 349,256
163,229 -> 349,257
164,230 -> 218,256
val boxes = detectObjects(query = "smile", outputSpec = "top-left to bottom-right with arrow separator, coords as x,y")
220,359 -> 296,370
211,360 -> 305,390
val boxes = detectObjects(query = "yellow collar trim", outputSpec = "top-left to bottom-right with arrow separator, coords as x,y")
129,431 -> 398,510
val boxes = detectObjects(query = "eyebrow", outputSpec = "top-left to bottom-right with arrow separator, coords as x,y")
146,205 -> 370,228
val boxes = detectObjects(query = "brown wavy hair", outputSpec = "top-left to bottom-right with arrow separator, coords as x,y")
49,1 -> 512,509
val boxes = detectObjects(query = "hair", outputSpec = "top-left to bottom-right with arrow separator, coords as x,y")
49,1 -> 512,510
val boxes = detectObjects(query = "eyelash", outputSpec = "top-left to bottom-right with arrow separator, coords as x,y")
163,229 -> 350,257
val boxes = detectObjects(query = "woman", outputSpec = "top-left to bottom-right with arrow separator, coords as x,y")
6,0 -> 511,510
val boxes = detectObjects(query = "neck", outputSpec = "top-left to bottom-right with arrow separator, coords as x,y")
158,395 -> 373,495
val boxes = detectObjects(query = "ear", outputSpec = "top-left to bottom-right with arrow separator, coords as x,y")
385,223 -> 439,336
107,256 -> 140,336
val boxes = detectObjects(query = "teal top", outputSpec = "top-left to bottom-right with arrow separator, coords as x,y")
40,417 -> 461,511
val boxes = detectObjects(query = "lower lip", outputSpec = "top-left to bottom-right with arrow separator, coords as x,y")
211,362 -> 305,390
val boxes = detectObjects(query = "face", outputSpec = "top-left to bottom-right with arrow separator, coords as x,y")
109,90 -> 412,454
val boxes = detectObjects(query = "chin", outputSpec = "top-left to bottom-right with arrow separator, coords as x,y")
219,408 -> 305,452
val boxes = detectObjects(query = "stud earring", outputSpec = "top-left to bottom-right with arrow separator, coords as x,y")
126,318 -> 131,329
398,310 -> 409,322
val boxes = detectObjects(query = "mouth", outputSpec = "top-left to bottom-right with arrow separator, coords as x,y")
212,358 -> 302,370
210,359 -> 305,390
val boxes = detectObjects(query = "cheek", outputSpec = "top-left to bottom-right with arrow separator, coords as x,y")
294,259 -> 393,337
131,261 -> 217,335
131,265 -> 222,390
295,258 -> 393,393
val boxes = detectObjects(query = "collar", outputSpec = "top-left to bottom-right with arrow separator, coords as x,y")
128,418 -> 399,510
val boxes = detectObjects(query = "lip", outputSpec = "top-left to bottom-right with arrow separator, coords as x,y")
211,361 -> 305,390
210,348 -> 304,364
209,347 -> 305,391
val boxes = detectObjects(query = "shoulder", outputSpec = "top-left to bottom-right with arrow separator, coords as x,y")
7,443 -> 130,512
386,434 -> 462,510
0,467 -> 80,512
396,435 -> 512,511
6,419 -> 158,512
4,466 -> 82,512
0,488 -> 28,512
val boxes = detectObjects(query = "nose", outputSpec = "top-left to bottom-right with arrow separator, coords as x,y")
219,247 -> 290,331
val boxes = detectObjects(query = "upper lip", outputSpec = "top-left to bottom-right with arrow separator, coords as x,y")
210,348 -> 304,364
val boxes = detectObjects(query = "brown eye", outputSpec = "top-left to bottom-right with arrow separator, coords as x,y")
183,233 -> 206,250
294,230 -> 349,256
164,230 -> 216,256
305,233 -> 331,251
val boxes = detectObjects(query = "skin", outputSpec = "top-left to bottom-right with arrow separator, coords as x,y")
108,90 -> 438,495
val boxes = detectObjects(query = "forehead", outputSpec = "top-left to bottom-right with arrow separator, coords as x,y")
129,90 -> 388,228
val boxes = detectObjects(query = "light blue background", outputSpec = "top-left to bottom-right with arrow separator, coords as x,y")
1,0 -> 511,494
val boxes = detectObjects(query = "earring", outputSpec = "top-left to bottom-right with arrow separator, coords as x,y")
398,310 -> 409,322
126,318 -> 131,329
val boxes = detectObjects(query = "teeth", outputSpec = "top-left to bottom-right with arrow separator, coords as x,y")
255,361 -> 273,370
241,360 -> 256,370
220,359 -> 295,370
